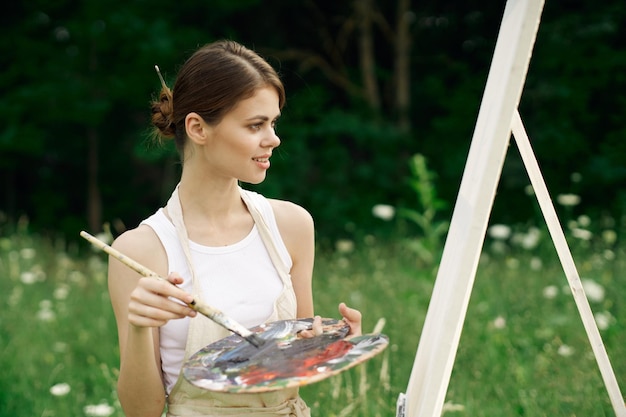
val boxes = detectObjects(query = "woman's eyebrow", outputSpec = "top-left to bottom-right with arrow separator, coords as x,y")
245,114 -> 281,122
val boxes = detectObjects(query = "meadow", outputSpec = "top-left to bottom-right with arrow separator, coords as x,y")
1,209 -> 624,416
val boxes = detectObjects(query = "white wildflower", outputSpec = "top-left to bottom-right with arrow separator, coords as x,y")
512,227 -> 541,250
556,193 -> 581,207
602,230 -> 617,245
50,382 -> 71,396
84,403 -> 115,417
53,285 -> 70,300
20,247 -> 37,259
542,285 -> 558,299
577,215 -> 591,228
571,228 -> 592,241
603,249 -> 615,261
68,270 -> 86,284
594,311 -> 613,331
53,342 -> 68,353
529,256 -> 543,271
20,271 -> 37,285
37,308 -> 56,322
94,226 -> 114,245
32,266 -> 47,281
56,253 -> 73,269
557,344 -> 574,357
487,224 -> 511,240
335,239 -> 354,254
94,234 -> 112,246
582,279 -> 605,303
37,300 -> 56,321
371,204 -> 395,221
490,240 -> 508,254
493,316 -> 506,329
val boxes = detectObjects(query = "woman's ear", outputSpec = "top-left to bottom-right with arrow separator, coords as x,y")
185,112 -> 209,145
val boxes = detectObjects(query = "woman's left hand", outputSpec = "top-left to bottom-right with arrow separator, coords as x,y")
298,303 -> 362,338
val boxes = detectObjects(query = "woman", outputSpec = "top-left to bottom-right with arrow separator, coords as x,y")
107,40 -> 362,417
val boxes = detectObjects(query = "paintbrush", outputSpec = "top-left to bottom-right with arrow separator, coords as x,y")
80,230 -> 265,348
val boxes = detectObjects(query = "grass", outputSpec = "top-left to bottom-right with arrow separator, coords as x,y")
1,217 -> 624,416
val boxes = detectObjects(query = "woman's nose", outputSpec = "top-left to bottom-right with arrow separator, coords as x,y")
265,127 -> 280,149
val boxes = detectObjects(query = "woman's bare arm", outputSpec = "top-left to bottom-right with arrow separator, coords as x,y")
270,199 -> 315,319
107,226 -> 196,417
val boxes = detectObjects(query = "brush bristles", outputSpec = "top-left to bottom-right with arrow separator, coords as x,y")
246,333 -> 266,348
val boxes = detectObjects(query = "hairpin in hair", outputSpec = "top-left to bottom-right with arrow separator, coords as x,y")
154,65 -> 171,93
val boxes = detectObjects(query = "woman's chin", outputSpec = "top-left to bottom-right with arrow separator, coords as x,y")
240,176 -> 266,185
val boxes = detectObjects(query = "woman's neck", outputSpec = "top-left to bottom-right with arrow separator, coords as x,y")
175,171 -> 252,246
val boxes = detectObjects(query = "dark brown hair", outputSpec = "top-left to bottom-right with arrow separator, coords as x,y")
151,40 -> 285,154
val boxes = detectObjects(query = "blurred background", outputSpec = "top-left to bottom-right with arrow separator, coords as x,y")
1,0 -> 625,242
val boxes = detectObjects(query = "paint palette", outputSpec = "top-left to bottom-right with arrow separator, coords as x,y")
183,318 -> 389,393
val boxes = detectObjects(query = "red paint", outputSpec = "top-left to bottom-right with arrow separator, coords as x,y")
239,340 -> 353,385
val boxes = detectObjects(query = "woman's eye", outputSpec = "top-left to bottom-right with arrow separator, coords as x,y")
250,124 -> 262,131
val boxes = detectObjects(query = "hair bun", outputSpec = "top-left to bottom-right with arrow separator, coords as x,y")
151,88 -> 176,139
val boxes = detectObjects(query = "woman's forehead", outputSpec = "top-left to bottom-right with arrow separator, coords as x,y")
229,87 -> 281,118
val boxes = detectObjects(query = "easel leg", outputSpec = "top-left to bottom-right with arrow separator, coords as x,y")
511,110 -> 626,416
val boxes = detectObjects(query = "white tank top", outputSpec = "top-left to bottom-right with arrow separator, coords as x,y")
141,190 -> 293,393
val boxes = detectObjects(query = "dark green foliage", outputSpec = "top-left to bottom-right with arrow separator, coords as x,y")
1,0 -> 624,239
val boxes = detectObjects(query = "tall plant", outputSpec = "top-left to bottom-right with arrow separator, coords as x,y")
398,153 -> 449,267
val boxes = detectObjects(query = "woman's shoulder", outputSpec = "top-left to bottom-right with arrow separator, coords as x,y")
111,224 -> 164,265
241,188 -> 313,229
268,199 -> 315,258
268,198 -> 314,230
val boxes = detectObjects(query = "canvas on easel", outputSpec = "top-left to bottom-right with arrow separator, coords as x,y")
397,0 -> 625,416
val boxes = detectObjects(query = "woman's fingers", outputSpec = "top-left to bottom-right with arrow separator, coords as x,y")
313,315 -> 323,335
128,276 -> 196,327
299,305 -> 363,339
339,302 -> 362,337
298,315 -> 323,338
166,271 -> 185,286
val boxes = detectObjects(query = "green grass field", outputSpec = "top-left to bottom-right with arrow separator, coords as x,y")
1,218 -> 624,416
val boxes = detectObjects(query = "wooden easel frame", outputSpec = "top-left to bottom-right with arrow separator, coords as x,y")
398,0 -> 626,415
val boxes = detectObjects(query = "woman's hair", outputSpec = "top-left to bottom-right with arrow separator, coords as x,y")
150,40 -> 285,154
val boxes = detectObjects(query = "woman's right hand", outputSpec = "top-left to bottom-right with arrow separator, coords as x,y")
127,272 -> 197,328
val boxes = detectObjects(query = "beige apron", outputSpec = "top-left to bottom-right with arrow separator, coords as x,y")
164,186 -> 310,417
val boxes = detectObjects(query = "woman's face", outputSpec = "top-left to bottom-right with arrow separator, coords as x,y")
201,86 -> 281,184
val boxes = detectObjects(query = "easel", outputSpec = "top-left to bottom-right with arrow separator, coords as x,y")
397,0 -> 626,416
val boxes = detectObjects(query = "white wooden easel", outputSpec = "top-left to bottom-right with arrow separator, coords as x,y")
397,0 -> 626,416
